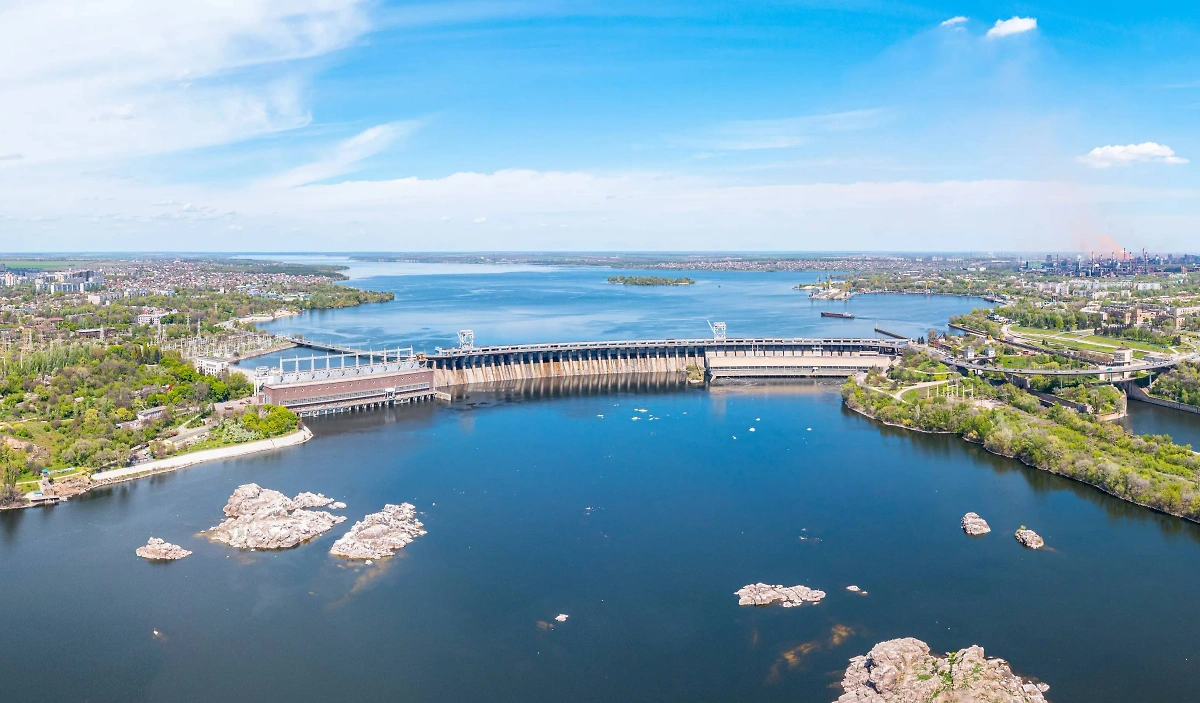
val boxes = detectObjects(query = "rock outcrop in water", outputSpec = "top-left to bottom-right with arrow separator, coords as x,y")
329,503 -> 426,559
206,484 -> 346,550
961,512 -> 991,536
736,583 -> 826,607
291,492 -> 338,509
836,637 -> 1049,702
1015,527 -> 1044,549
136,537 -> 192,560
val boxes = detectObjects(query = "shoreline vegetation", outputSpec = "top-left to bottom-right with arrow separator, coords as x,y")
842,373 -> 1200,523
606,275 -> 695,286
1149,361 -> 1200,408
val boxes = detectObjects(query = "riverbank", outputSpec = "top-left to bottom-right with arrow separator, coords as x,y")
843,380 -> 1200,525
92,427 -> 312,486
5,427 -> 313,510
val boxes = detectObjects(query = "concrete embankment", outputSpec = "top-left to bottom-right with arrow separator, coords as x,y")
91,427 -> 313,486
433,352 -> 703,386
1124,381 -> 1200,416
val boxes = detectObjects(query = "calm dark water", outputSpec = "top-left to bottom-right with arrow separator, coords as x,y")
5,263 -> 1200,702
1121,398 -> 1200,449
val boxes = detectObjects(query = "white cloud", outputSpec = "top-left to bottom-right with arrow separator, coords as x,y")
1077,143 -> 1188,168
679,109 -> 889,151
4,165 -> 1195,251
0,0 -> 371,164
940,16 -> 968,27
473,216 -> 488,223
260,121 -> 421,188
986,16 -> 1037,38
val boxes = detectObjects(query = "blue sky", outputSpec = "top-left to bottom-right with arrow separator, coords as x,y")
0,1 -> 1197,252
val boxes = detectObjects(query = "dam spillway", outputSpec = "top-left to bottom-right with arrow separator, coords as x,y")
424,337 -> 905,386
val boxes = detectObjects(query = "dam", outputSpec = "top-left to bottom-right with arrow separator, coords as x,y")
423,336 -> 905,386
259,333 -> 908,414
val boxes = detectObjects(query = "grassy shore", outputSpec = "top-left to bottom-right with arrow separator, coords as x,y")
843,377 -> 1200,522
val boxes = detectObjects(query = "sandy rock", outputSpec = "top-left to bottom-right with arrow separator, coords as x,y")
207,483 -> 346,550
329,503 -> 426,560
961,512 -> 991,536
291,492 -> 336,509
1015,528 -> 1044,549
136,537 -> 192,561
45,475 -> 93,499
736,583 -> 826,608
836,637 -> 1049,702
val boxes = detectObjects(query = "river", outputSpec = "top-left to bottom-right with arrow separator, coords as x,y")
4,261 -> 1200,702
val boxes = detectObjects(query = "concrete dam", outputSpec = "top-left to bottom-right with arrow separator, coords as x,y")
423,337 -> 905,387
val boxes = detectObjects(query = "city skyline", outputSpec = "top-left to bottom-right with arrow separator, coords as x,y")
1,1 -> 1197,252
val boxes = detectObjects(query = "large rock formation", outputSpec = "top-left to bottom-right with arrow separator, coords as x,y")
961,512 -> 991,536
329,503 -> 426,559
136,537 -> 192,560
1015,528 -> 1044,549
837,637 -> 1049,702
206,483 -> 346,550
735,583 -> 826,608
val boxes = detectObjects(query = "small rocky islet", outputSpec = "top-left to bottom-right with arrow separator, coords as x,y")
1015,528 -> 1045,549
329,503 -> 427,560
837,637 -> 1049,702
736,583 -> 826,607
961,512 -> 991,536
205,483 -> 346,550
135,537 -> 191,561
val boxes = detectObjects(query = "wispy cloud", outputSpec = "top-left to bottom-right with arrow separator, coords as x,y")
986,16 -> 1037,38
678,109 -> 890,151
940,16 -> 968,27
1077,143 -> 1188,169
259,122 -> 421,188
0,0 -> 371,164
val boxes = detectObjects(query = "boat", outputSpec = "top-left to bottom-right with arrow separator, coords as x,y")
821,311 -> 855,319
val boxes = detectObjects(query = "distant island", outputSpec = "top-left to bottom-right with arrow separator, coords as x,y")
607,276 -> 695,286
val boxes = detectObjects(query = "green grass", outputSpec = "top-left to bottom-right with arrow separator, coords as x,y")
1080,335 -> 1168,353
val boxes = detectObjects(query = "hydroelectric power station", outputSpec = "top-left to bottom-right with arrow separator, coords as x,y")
255,325 -> 907,416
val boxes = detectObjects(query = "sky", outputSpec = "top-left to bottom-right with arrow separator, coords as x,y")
0,0 -> 1198,253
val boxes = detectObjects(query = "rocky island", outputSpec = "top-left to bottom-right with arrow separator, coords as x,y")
206,483 -> 346,550
136,537 -> 192,561
837,637 -> 1049,702
329,503 -> 426,559
961,512 -> 991,536
735,583 -> 826,607
1015,527 -> 1045,549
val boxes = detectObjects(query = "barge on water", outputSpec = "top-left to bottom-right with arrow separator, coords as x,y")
820,311 -> 855,319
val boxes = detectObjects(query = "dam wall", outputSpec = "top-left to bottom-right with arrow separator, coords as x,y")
431,345 -> 706,387
427,338 -> 906,387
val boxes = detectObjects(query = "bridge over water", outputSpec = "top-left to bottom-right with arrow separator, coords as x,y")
423,337 -> 907,386
258,334 -> 909,415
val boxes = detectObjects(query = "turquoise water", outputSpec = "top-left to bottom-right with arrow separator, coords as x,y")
5,263 -> 1200,702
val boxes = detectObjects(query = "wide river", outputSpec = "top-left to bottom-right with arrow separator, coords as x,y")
5,261 -> 1200,702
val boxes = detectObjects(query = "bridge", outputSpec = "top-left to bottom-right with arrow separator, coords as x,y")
950,357 -> 1178,379
252,331 -> 909,415
424,336 -> 907,386
277,335 -> 407,361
